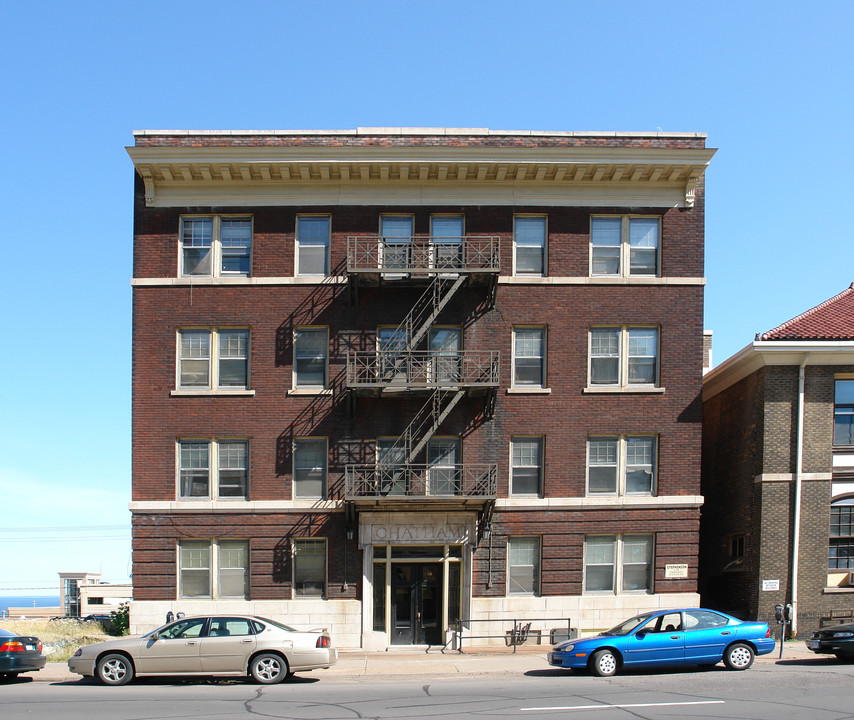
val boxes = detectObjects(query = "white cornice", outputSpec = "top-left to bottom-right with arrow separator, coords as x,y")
127,142 -> 715,209
703,340 -> 854,400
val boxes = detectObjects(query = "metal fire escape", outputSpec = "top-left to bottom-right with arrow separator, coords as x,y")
345,233 -> 500,539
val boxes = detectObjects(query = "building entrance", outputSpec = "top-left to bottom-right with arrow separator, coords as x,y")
391,563 -> 443,645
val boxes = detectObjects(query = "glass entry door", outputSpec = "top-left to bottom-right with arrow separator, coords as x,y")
391,563 -> 443,645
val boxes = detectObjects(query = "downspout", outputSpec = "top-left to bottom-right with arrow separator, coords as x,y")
791,354 -> 809,637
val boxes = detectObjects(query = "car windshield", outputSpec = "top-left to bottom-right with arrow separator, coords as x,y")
602,613 -> 656,636
254,616 -> 297,633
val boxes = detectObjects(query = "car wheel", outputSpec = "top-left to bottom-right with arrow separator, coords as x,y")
723,643 -> 754,670
96,653 -> 135,686
590,649 -> 618,677
250,653 -> 288,685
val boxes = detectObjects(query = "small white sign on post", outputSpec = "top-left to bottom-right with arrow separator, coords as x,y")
762,579 -> 780,591
664,563 -> 688,579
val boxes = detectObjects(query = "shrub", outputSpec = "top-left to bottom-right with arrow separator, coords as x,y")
109,602 -> 130,636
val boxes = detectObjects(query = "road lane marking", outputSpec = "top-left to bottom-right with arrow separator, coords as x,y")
522,700 -> 725,711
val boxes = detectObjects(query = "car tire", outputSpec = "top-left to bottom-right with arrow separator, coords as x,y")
96,653 -> 135,686
590,649 -> 618,677
249,653 -> 288,685
723,643 -> 754,670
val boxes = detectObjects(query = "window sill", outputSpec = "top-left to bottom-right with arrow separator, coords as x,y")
171,389 -> 255,397
506,387 -> 552,395
287,388 -> 333,396
822,587 -> 854,594
583,386 -> 665,394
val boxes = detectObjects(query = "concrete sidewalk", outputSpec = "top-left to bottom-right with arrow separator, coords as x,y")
21,641 -> 816,683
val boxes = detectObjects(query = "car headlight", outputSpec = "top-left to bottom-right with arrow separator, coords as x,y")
72,648 -> 83,657
555,643 -> 575,652
832,632 -> 854,638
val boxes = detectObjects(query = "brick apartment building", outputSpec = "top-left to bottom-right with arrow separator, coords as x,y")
701,284 -> 854,635
128,128 -> 714,648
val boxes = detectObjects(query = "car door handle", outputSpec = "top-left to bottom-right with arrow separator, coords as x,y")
721,631 -> 731,636
240,639 -> 254,643
670,635 -> 680,640
186,641 -> 198,646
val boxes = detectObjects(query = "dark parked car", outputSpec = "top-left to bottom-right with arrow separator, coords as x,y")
806,622 -> 854,659
548,608 -> 775,676
0,627 -> 47,679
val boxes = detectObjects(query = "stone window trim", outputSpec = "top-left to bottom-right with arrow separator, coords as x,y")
511,325 -> 549,391
587,325 -> 661,390
590,214 -> 661,278
586,435 -> 658,497
174,327 -> 251,394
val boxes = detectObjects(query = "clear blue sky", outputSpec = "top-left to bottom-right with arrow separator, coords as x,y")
1,1 -> 851,595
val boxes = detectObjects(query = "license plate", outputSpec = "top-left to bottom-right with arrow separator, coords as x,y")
25,644 -> 35,651
809,640 -> 821,650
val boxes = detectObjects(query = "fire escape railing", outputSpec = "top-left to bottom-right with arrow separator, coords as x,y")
345,463 -> 498,499
347,350 -> 500,389
347,235 -> 500,274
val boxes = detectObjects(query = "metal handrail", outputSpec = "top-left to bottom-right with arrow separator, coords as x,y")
347,350 -> 500,388
344,463 -> 497,499
446,616 -> 574,653
347,235 -> 500,273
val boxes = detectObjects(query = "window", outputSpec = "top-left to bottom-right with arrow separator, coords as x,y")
584,535 -> 653,593
514,216 -> 546,276
834,380 -> 854,447
297,216 -> 330,276
830,497 -> 854,569
729,534 -> 745,561
429,327 -> 462,383
178,329 -> 249,390
589,326 -> 659,388
378,327 -> 409,384
380,215 -> 414,270
179,540 -> 249,599
428,437 -> 461,495
513,327 -> 546,388
293,328 -> 328,389
181,216 -> 251,277
511,437 -> 543,496
591,216 -> 659,277
587,436 -> 656,495
178,440 -> 249,499
293,438 -> 327,499
431,215 -> 464,268
376,438 -> 407,495
294,539 -> 326,598
508,537 -> 540,595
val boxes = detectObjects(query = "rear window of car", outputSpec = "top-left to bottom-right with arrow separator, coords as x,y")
253,617 -> 297,633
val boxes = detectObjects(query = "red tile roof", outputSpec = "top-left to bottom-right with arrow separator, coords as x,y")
761,283 -> 854,341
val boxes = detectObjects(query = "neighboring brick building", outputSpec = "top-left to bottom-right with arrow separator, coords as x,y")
128,128 -> 714,648
701,284 -> 854,634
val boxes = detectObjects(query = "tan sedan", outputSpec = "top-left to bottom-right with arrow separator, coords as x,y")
68,614 -> 337,685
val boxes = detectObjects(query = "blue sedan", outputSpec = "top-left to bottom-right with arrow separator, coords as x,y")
548,608 -> 775,676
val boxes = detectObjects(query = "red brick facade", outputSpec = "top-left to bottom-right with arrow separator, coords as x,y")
130,129 -> 711,644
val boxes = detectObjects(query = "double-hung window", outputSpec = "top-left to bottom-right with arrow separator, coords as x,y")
512,327 -> 546,388
587,436 -> 656,495
591,216 -> 659,277
181,216 -> 252,277
297,216 -> 330,276
428,437 -> 461,495
293,538 -> 327,598
514,216 -> 547,276
293,438 -> 327,499
830,498 -> 854,569
178,329 -> 249,391
510,437 -> 543,496
179,539 -> 249,599
431,215 -> 464,269
293,328 -> 328,390
834,380 -> 854,447
380,216 -> 414,270
589,326 -> 659,388
508,537 -> 540,595
179,439 -> 248,499
584,534 -> 653,593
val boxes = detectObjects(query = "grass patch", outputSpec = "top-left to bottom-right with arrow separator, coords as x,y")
2,619 -> 111,663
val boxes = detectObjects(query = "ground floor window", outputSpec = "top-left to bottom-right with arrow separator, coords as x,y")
584,534 -> 653,594
179,539 -> 249,599
507,537 -> 540,595
830,498 -> 854,569
293,538 -> 327,598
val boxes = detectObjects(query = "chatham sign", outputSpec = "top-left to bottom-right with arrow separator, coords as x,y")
358,512 -> 477,546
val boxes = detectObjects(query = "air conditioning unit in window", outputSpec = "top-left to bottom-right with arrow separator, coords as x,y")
848,571 -> 854,586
